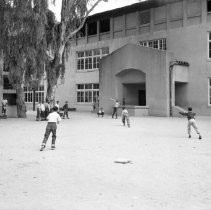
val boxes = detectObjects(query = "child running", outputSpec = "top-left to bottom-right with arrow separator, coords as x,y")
40,106 -> 61,151
179,107 -> 202,139
122,107 -> 130,128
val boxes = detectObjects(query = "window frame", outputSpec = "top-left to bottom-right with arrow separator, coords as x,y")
140,38 -> 167,51
76,83 -> 99,104
208,32 -> 211,60
208,78 -> 211,106
24,85 -> 45,103
76,47 -> 109,72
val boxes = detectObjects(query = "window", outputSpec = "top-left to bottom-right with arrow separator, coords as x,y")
77,25 -> 86,38
3,75 -> 13,89
140,38 -> 167,50
139,10 -> 150,25
100,19 -> 110,33
24,85 -> 44,103
209,78 -> 211,105
76,47 -> 109,71
208,0 -> 211,12
88,21 -> 97,36
3,93 -> 16,105
77,83 -> 99,103
208,32 -> 211,59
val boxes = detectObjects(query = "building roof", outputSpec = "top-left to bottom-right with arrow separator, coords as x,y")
88,0 -> 181,22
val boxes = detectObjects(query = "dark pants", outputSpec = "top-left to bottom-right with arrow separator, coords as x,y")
112,107 -> 118,118
63,109 -> 69,118
45,108 -> 49,120
122,115 -> 130,126
42,122 -> 57,145
2,107 -> 6,115
36,108 -> 41,121
97,112 -> 104,117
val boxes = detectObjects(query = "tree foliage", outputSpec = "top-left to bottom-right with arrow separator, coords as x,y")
2,0 -> 49,117
45,0 -> 107,101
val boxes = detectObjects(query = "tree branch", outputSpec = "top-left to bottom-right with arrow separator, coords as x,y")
64,0 -> 106,43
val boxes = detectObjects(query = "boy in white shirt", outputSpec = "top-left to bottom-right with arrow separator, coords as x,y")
40,106 -> 61,151
122,107 -> 130,128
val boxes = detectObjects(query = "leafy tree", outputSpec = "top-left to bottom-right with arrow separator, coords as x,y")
1,0 -> 106,117
45,0 -> 107,102
2,0 -> 48,117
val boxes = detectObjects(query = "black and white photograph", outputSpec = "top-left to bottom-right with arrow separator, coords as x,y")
0,0 -> 211,209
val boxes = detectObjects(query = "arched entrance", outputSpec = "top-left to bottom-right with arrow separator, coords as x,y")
116,69 -> 146,106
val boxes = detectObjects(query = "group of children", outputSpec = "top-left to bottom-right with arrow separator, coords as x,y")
36,100 -> 70,121
40,97 -> 202,152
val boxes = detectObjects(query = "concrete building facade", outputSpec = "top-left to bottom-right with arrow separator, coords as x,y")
1,0 -> 211,116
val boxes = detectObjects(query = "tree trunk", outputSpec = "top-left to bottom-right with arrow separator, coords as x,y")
46,82 -> 56,103
16,84 -> 27,118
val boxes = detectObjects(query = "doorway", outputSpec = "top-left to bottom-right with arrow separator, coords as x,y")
138,90 -> 146,106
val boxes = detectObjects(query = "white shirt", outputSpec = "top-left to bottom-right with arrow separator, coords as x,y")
47,112 -> 61,123
55,103 -> 59,110
40,104 -> 45,111
122,109 -> 128,116
114,102 -> 120,108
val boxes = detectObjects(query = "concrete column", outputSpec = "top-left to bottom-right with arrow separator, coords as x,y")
201,0 -> 207,24
166,4 -> 170,31
150,8 -> 154,34
110,17 -> 114,39
123,14 -> 126,37
97,20 -> 100,41
85,23 -> 88,44
182,0 -> 187,27
136,11 -> 139,35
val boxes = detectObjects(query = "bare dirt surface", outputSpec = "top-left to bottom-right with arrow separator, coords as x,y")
0,111 -> 211,210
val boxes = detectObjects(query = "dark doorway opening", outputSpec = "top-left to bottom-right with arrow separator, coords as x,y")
138,90 -> 146,106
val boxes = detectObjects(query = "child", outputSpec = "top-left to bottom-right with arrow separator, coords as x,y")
40,106 -> 61,151
97,108 -> 104,117
122,107 -> 130,128
110,98 -> 120,119
63,101 -> 69,119
179,107 -> 202,139
2,98 -> 8,116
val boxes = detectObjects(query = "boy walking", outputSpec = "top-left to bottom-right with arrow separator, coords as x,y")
122,107 -> 130,127
179,107 -> 202,139
40,106 -> 61,151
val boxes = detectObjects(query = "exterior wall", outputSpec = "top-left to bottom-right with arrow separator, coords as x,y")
55,0 -> 211,116
0,50 -> 3,112
99,44 -> 171,117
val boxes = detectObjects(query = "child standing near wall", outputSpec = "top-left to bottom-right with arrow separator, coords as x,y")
122,107 -> 130,128
110,98 -> 120,119
179,107 -> 202,139
40,106 -> 61,151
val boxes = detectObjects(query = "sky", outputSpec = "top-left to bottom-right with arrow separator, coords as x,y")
49,0 -> 143,21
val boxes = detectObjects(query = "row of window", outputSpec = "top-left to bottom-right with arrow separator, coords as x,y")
24,86 -> 45,103
77,83 -> 99,103
77,47 -> 109,71
77,10 -> 150,38
140,38 -> 167,51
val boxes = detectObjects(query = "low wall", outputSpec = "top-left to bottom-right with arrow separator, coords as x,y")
116,105 -> 149,117
0,105 -> 17,118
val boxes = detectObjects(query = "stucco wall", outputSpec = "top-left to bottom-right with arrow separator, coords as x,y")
99,43 -> 171,117
55,0 -> 211,116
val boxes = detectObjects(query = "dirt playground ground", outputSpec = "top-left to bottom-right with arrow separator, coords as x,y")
0,111 -> 211,210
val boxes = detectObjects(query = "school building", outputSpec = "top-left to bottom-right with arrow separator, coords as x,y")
1,0 -> 211,117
